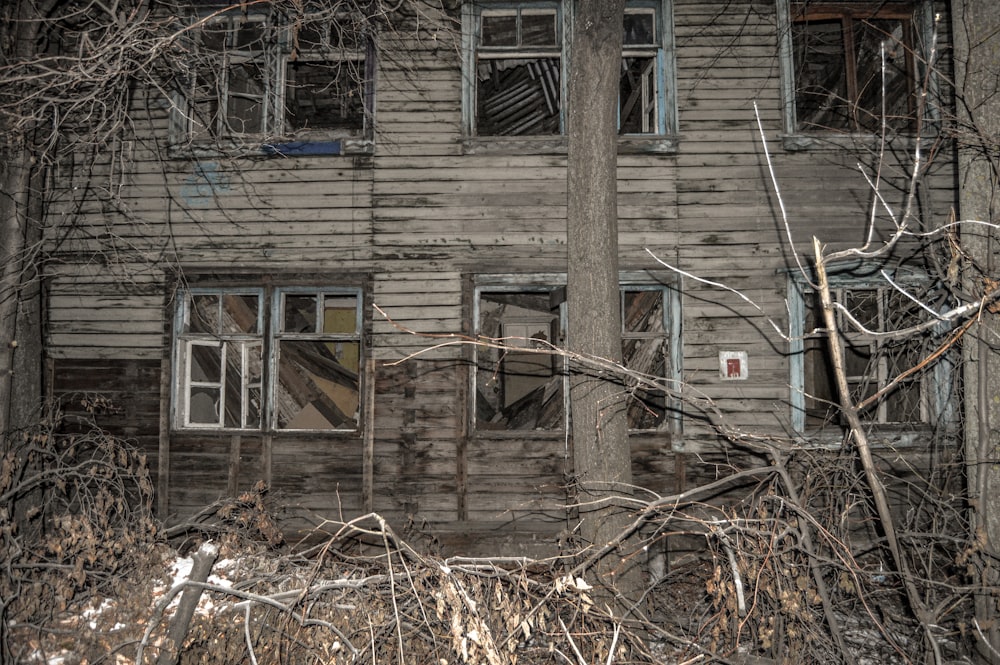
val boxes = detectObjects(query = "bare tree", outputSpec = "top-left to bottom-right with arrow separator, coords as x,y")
952,0 -> 1000,658
564,0 -> 638,598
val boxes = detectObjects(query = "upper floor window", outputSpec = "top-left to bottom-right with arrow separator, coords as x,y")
463,1 -> 676,145
473,275 -> 681,434
173,285 -> 364,432
172,8 -> 375,155
788,272 -> 957,434
779,1 -> 931,136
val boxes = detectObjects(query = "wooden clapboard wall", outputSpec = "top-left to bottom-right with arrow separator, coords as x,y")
44,0 -> 958,555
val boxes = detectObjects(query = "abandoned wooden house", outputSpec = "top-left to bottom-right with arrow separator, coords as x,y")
45,0 -> 960,556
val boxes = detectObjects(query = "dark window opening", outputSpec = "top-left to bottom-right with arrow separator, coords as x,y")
802,286 -> 928,428
792,4 -> 917,133
476,289 -> 565,430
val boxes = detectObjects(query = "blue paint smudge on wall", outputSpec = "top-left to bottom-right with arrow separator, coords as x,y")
180,162 -> 232,207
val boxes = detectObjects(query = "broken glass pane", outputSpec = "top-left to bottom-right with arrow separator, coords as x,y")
275,339 -> 360,429
477,58 -> 561,135
285,60 -> 365,133
284,294 -> 318,333
188,294 -> 220,333
221,294 -> 260,333
620,57 -> 657,134
622,337 -> 666,429
189,341 -> 222,382
225,60 -> 266,134
477,291 -> 563,430
189,387 -> 220,425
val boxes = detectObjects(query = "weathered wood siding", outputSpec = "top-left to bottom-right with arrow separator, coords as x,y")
43,0 -> 958,555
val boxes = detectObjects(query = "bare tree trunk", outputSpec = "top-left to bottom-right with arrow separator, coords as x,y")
566,0 -> 636,597
0,1 -> 44,440
953,0 -> 1000,658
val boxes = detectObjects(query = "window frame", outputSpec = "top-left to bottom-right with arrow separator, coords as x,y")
471,273 -> 682,437
170,7 -> 376,156
172,283 -> 366,434
787,270 -> 956,435
461,0 -> 678,154
776,0 -> 936,149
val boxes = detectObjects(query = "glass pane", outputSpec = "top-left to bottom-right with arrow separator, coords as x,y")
213,342 -> 262,429
276,340 -> 360,429
794,18 -> 850,131
477,291 -> 563,430
188,294 -> 219,333
803,336 -> 838,427
322,295 -> 359,334
200,23 -> 229,53
482,11 -> 517,47
233,20 -> 264,50
885,379 -> 921,422
854,19 -> 912,132
284,294 -> 318,332
189,387 -> 220,425
623,9 -> 656,45
521,10 -> 558,46
623,290 -> 664,333
189,342 -> 222,382
285,60 -> 365,132
221,294 -> 259,333
622,337 -> 666,429
841,289 -> 880,330
843,340 -> 873,379
620,57 -> 658,134
477,58 -> 561,135
226,61 -> 266,134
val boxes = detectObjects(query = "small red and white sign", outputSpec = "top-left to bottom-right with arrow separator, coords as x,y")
719,351 -> 748,380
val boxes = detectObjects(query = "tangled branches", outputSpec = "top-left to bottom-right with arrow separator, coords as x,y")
0,406 -> 159,662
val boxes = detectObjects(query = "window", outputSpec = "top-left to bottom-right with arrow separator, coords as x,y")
788,273 -> 956,432
780,1 -> 927,134
172,8 -> 374,154
463,1 -> 676,142
174,285 -> 363,432
473,275 -> 681,433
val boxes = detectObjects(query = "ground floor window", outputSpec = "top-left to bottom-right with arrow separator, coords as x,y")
473,274 -> 681,433
788,268 -> 956,432
173,283 -> 364,432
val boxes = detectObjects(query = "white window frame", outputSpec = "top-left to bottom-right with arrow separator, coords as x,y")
461,0 -> 677,151
172,285 -> 365,433
171,8 -> 375,155
472,273 -> 682,435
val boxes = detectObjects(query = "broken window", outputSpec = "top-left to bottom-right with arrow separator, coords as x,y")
467,1 -> 676,138
174,286 -> 363,432
622,288 -> 669,430
175,8 -> 373,146
790,275 -> 956,432
790,3 -> 918,133
474,278 -> 677,432
475,287 -> 565,430
619,4 -> 666,135
475,4 -> 563,136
